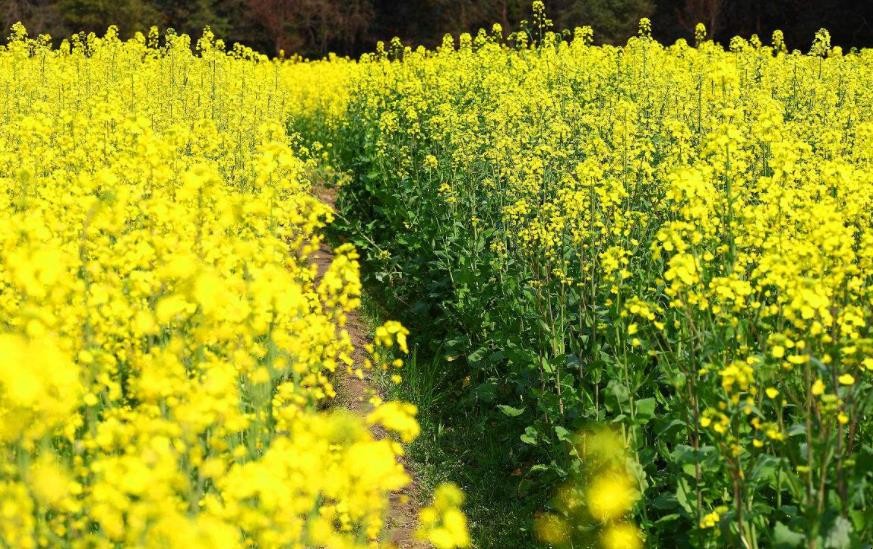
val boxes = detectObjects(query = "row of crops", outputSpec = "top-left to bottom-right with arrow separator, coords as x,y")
1,2 -> 871,547
0,24 -> 466,548
293,7 -> 873,549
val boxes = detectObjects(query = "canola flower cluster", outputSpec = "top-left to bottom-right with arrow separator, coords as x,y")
0,24 -> 467,548
312,7 -> 873,547
535,428 -> 643,549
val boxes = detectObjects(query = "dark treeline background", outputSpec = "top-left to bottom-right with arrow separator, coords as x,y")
2,0 -> 871,57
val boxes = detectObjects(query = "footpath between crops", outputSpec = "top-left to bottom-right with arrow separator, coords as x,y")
313,185 -> 427,548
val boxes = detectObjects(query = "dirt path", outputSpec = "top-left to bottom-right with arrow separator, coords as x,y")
313,186 -> 427,549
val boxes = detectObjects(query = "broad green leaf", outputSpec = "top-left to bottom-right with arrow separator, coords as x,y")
825,516 -> 852,549
772,522 -> 806,548
520,426 -> 539,445
554,425 -> 572,442
496,404 -> 525,417
520,433 -> 538,445
635,397 -> 657,423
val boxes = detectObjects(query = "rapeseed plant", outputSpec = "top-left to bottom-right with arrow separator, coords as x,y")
0,23 -> 466,548
317,4 -> 873,546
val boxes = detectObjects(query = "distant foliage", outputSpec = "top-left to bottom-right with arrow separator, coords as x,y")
1,0 -> 871,57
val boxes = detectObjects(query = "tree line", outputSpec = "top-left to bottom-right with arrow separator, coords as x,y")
1,0 -> 870,57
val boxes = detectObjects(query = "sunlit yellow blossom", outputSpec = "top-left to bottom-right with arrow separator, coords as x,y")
367,401 -> 421,443
587,472 -> 639,523
700,511 -> 720,529
601,522 -> 643,549
417,484 -> 470,548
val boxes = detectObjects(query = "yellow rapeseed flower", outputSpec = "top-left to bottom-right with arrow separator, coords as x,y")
587,471 -> 639,523
601,522 -> 643,549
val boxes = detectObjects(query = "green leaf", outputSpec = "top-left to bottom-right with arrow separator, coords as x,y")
604,379 -> 630,413
554,425 -> 572,442
650,493 -> 678,510
655,418 -> 685,437
520,426 -> 539,445
825,516 -> 852,549
772,521 -> 806,548
654,513 -> 681,526
750,455 -> 782,485
787,423 -> 806,437
635,397 -> 657,423
467,347 -> 487,364
496,404 -> 525,417
520,434 -> 538,445
849,509 -> 866,532
472,382 -> 497,403
540,356 -> 555,374
675,476 -> 693,514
